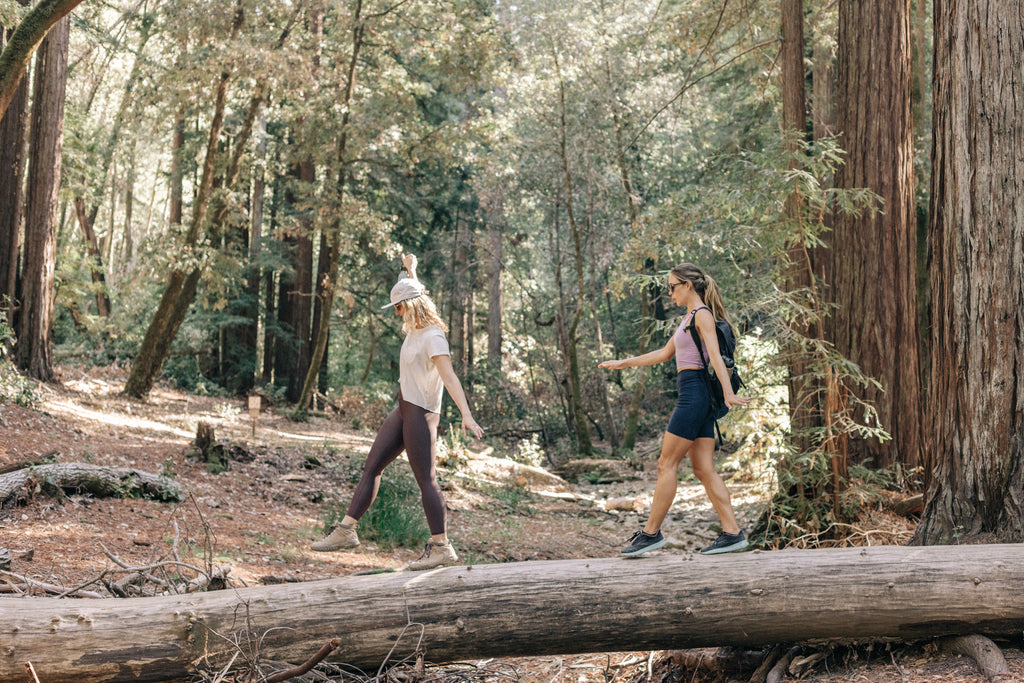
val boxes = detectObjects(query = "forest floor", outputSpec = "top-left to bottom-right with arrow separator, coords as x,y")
1,364 -> 1022,683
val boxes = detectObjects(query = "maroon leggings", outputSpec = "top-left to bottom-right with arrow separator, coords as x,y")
346,395 -> 446,535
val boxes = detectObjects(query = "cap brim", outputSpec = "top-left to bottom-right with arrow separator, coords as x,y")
381,294 -> 418,309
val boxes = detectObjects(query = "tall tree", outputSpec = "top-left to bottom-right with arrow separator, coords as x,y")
16,14 -> 69,381
125,0 -> 244,398
0,27 -> 29,315
779,0 -> 819,456
829,0 -> 922,470
913,0 -> 1024,545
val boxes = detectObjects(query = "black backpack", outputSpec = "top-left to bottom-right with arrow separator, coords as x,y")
686,306 -> 744,420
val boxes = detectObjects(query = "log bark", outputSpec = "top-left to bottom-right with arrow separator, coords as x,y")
2,544 -> 1024,682
0,463 -> 181,506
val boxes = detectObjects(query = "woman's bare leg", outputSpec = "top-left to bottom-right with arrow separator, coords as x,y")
643,432 -> 694,534
689,437 -> 740,534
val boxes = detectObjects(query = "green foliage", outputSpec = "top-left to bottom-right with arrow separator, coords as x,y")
752,460 -> 895,548
0,308 -> 37,407
327,465 -> 429,551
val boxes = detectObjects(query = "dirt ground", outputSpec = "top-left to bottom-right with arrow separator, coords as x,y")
1,365 -> 1022,682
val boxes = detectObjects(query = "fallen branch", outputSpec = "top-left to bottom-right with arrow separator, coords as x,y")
0,570 -> 105,599
264,639 -> 340,683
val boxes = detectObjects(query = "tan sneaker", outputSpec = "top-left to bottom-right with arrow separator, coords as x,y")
311,523 -> 359,552
405,541 -> 458,571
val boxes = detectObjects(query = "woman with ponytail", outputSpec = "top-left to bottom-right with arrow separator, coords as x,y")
600,263 -> 750,556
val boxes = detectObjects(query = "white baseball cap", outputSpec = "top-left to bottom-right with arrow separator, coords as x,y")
382,276 -> 425,308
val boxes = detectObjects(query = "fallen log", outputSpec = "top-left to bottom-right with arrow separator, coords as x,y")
0,462 -> 181,506
1,544 -> 1023,682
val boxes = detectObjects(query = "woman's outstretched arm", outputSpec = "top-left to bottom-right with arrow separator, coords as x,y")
598,338 -> 675,371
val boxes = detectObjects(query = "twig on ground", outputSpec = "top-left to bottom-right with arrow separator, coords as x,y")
264,639 -> 340,683
1,570 -> 104,599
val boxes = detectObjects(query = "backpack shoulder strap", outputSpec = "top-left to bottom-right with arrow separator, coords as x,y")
686,306 -> 712,370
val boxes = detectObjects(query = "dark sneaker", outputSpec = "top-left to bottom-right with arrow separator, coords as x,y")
700,531 -> 748,555
620,529 -> 667,557
311,523 -> 359,552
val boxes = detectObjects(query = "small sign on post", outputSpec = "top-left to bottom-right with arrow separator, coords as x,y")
248,395 -> 261,438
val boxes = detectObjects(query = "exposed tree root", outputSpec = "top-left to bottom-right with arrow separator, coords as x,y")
942,634 -> 1013,682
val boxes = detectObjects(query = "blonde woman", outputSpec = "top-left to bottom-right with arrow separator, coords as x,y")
312,253 -> 483,570
600,263 -> 750,556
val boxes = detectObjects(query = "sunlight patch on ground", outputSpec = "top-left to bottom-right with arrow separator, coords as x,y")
46,397 -> 196,439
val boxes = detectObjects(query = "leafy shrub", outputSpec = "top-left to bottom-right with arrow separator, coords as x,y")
0,308 -> 37,407
323,465 -> 428,551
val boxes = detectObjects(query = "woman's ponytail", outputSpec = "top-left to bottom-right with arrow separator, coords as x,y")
670,263 -> 731,324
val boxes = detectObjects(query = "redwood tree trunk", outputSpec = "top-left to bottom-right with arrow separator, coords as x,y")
829,0 -> 922,470
16,15 -> 68,381
0,40 -> 28,314
913,0 -> 1024,545
780,0 -> 821,456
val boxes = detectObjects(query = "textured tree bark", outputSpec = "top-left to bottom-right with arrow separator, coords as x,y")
914,0 -> 1024,545
16,14 -> 68,382
830,0 -> 922,470
2,545 -> 1024,682
0,48 -> 28,313
780,0 -> 822,457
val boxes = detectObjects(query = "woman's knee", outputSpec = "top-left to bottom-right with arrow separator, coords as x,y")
656,454 -> 684,478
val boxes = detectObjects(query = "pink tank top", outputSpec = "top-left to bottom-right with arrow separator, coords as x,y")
674,307 -> 709,370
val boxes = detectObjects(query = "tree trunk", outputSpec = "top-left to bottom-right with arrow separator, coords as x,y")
125,2 -> 243,398
612,106 -> 647,452
297,7 -> 365,410
829,0 -> 922,470
486,222 -> 503,372
810,9 -> 835,141
450,214 -> 470,375
780,0 -> 822,458
16,15 -> 68,382
0,0 -> 82,119
0,38 -> 28,314
553,58 -> 592,456
2,544 -> 1024,682
73,196 -> 111,317
913,0 -> 1024,545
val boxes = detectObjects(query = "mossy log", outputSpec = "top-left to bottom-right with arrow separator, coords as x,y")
1,544 -> 1023,682
0,462 -> 180,507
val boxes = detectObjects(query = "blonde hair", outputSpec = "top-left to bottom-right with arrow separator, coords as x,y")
399,293 -> 448,335
670,262 -> 731,325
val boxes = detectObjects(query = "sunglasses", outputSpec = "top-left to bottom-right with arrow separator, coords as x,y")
667,281 -> 685,294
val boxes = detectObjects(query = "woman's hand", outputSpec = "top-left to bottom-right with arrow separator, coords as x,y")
723,391 -> 751,409
402,253 -> 418,279
462,416 -> 484,440
598,358 -> 629,370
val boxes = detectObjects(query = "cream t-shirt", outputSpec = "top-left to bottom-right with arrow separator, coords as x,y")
399,324 -> 450,413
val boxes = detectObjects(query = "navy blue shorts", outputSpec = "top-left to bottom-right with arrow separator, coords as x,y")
666,369 -> 715,440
